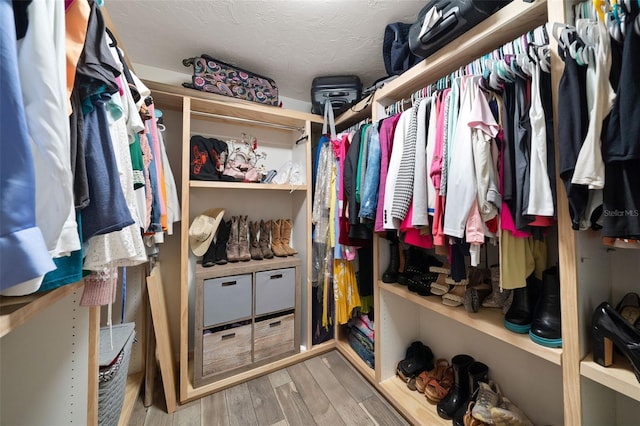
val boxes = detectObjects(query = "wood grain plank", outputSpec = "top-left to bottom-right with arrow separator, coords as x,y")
274,382 -> 317,426
360,396 -> 409,426
172,399 -> 200,426
323,351 -> 374,402
147,264 -> 178,413
247,375 -> 286,426
226,383 -> 259,426
304,356 -> 374,426
286,362 -> 345,426
270,420 -> 288,426
267,369 -> 292,389
201,391 -> 229,426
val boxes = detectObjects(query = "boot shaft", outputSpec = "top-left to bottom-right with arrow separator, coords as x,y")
259,220 -> 274,259
280,218 -> 297,256
226,216 -> 240,262
270,219 -> 288,257
237,215 -> 251,261
249,221 -> 263,260
214,219 -> 231,264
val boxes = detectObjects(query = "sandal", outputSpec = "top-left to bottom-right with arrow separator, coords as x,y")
425,364 -> 454,403
415,358 -> 450,393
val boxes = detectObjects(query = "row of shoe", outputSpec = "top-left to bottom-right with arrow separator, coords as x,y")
592,292 -> 640,384
188,209 -> 297,267
396,341 -> 533,426
382,241 -> 563,348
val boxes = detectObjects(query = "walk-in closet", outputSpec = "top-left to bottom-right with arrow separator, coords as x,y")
2,1 -> 640,425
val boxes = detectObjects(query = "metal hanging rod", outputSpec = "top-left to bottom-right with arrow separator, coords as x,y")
191,110 -> 305,133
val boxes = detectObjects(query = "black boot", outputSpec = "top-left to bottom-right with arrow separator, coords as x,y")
529,266 -> 562,347
399,247 -> 443,286
202,220 -> 226,267
213,219 -> 231,265
451,361 -> 489,426
382,233 -> 400,283
504,274 -> 541,334
437,354 -> 474,420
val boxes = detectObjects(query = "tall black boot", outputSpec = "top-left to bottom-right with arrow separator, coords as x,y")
382,232 -> 400,283
504,274 -> 541,334
530,266 -> 562,347
437,354 -> 474,420
452,361 -> 489,426
213,219 -> 231,265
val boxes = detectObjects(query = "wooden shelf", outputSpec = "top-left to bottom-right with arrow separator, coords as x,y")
334,96 -> 373,129
581,353 -> 640,402
189,180 -> 307,191
145,80 -> 323,125
117,372 -> 144,426
0,281 -> 83,338
335,337 -> 375,383
378,377 -> 449,425
379,282 -> 562,366
374,0 -> 548,105
194,256 -> 302,280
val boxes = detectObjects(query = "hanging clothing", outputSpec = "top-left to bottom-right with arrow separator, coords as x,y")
0,0 -> 55,293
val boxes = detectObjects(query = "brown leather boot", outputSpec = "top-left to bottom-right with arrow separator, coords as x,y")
259,219 -> 274,259
280,218 -> 298,256
249,221 -> 263,260
226,216 -> 239,262
237,215 -> 251,261
270,219 -> 287,257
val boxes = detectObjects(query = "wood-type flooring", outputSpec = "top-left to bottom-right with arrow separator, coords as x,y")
129,350 -> 410,426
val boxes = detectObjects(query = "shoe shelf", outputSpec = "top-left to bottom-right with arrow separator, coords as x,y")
581,353 -> 640,402
378,282 -> 562,366
378,376 -> 449,425
189,181 -> 307,191
194,256 -> 302,281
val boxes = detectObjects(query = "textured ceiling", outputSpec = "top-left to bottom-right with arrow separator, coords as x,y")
106,0 -> 427,102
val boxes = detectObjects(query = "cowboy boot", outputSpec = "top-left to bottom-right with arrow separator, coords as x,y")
213,219 -> 231,265
226,216 -> 239,262
280,218 -> 298,256
249,221 -> 263,260
259,219 -> 274,259
270,219 -> 288,257
237,215 -> 251,261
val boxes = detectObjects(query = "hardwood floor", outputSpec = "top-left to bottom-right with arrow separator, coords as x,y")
130,350 -> 409,426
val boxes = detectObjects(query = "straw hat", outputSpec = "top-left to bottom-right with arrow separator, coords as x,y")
188,208 -> 225,256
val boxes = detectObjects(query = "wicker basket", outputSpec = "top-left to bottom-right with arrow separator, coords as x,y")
98,323 -> 135,426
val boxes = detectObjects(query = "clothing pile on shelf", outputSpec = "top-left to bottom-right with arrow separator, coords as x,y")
557,0 -> 640,247
0,0 -> 180,300
346,313 -> 375,369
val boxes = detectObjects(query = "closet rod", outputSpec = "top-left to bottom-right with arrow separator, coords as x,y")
191,111 -> 305,133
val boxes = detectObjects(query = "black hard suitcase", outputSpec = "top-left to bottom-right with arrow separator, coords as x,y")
408,0 -> 512,59
311,75 -> 362,116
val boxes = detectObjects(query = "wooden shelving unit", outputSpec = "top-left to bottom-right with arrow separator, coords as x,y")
379,283 -> 562,366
